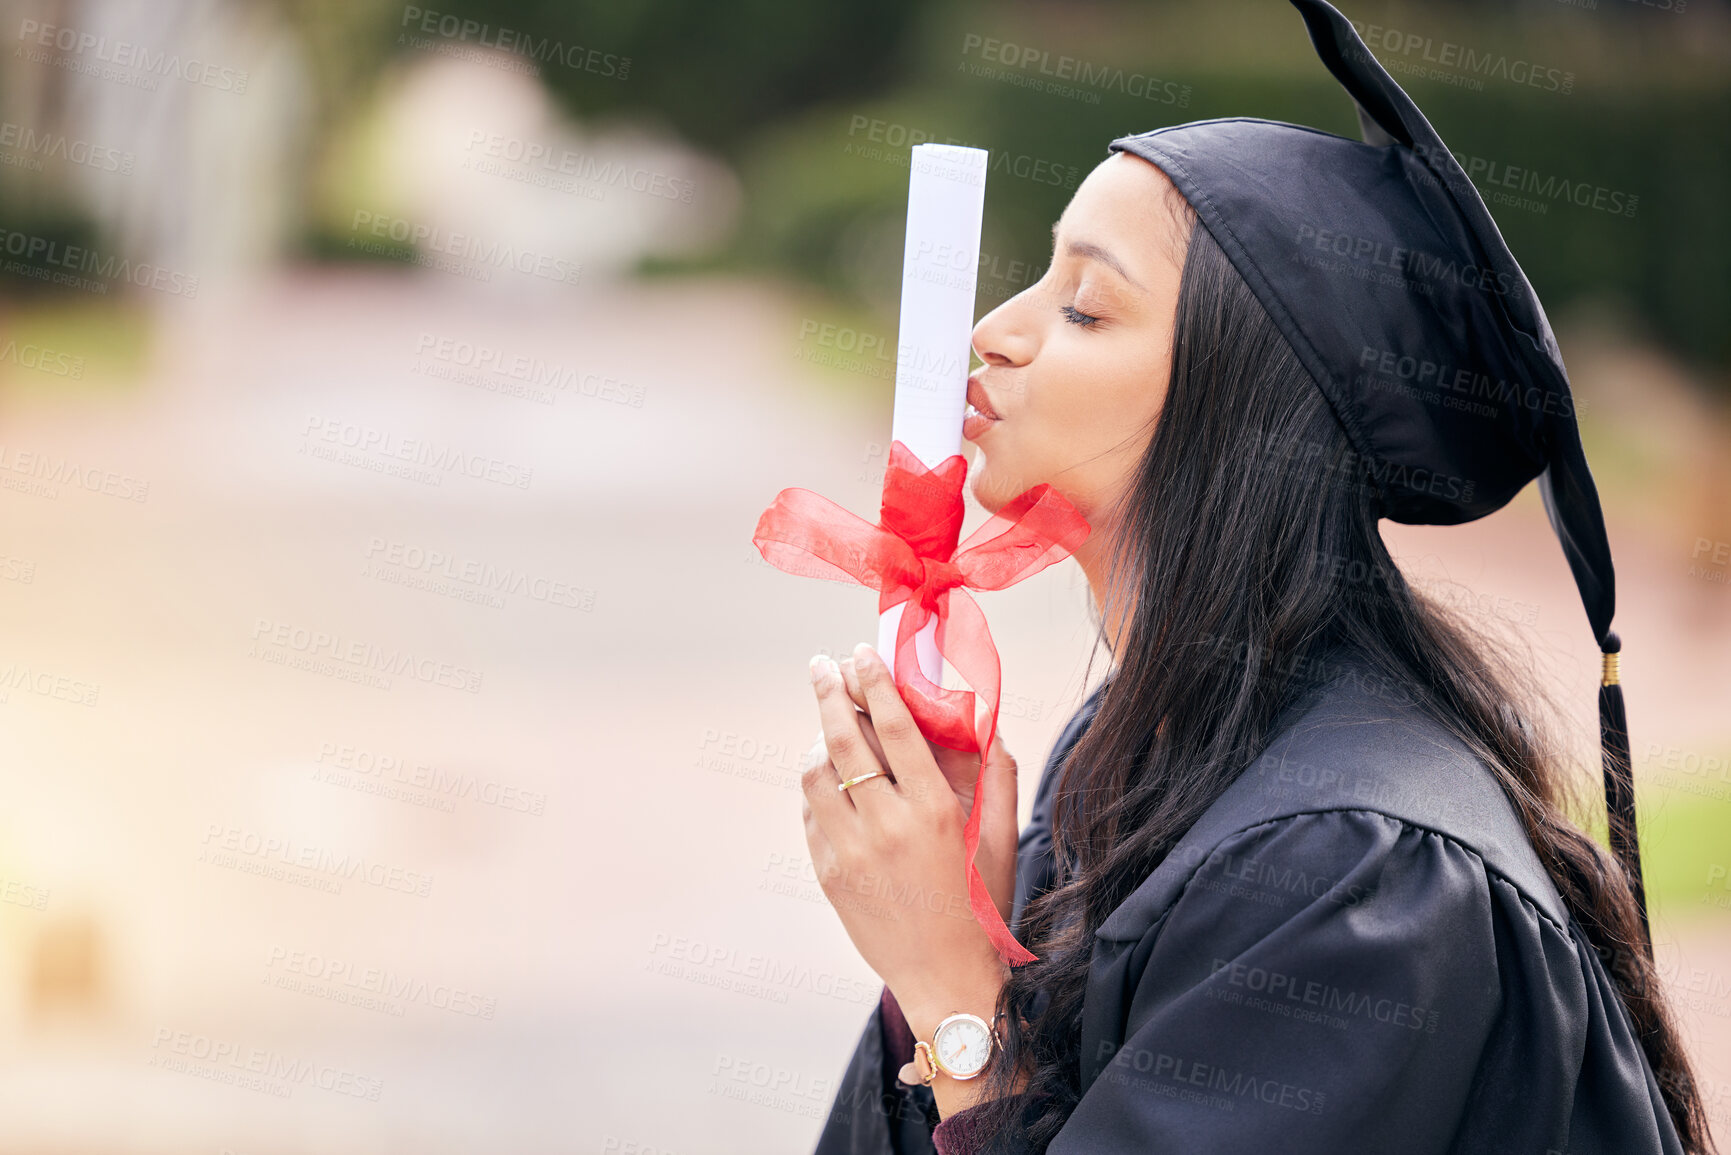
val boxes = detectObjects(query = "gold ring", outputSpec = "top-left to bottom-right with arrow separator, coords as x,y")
837,770 -> 888,792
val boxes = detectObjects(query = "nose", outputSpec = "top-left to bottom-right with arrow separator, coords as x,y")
970,301 -> 1025,373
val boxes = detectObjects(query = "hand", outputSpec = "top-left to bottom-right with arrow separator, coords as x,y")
800,643 -> 1010,1059
825,655 -> 1020,927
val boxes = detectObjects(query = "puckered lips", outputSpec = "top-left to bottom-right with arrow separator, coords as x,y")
964,374 -> 1002,441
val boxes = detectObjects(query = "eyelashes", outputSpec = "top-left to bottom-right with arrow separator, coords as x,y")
1060,304 -> 1102,327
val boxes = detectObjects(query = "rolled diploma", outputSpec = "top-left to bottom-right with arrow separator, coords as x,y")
878,144 -> 988,689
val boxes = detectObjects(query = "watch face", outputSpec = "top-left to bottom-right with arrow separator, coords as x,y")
934,1015 -> 992,1079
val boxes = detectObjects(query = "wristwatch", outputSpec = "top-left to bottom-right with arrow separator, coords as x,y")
911,1011 -> 1000,1084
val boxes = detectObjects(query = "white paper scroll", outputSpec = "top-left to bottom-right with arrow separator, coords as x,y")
878,144 -> 988,686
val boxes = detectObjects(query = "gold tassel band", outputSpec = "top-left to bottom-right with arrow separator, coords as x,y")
1601,649 -> 1620,687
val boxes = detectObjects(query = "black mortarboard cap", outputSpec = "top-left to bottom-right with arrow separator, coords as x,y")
1107,0 -> 1649,956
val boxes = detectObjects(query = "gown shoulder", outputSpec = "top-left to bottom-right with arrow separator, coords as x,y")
939,805 -> 1681,1155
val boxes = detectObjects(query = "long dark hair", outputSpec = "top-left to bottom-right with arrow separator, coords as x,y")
962,192 -> 1716,1153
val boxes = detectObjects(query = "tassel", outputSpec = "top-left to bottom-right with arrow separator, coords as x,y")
1598,631 -> 1651,963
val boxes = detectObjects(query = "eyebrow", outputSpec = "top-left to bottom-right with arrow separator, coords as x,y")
1050,219 -> 1144,291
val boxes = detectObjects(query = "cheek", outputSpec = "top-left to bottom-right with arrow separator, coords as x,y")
1040,353 -> 1165,504
969,340 -> 1167,514
1042,354 -> 1160,458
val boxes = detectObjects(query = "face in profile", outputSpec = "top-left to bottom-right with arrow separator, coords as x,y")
965,152 -> 1192,532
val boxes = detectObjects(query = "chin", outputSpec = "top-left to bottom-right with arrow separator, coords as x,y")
966,456 -> 1017,516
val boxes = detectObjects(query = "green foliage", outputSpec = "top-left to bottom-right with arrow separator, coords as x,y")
1632,770 -> 1731,925
408,0 -> 928,152
711,66 -> 1730,388
0,299 -> 152,391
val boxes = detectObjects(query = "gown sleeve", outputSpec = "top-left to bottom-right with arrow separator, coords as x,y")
957,808 -> 1511,1154
810,983 -> 941,1154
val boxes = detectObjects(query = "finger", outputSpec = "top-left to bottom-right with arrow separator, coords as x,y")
804,792 -> 834,860
834,664 -> 894,781
804,800 -> 847,904
803,731 -> 832,777
849,643 -> 946,809
813,654 -> 899,813
802,656 -> 860,826
852,657 -> 976,806
839,657 -> 869,713
818,714 -> 895,789
854,714 -> 891,780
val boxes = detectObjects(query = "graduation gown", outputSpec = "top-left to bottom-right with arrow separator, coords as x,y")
810,653 -> 1685,1154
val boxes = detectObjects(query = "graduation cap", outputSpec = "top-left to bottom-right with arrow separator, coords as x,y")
1107,0 -> 1650,958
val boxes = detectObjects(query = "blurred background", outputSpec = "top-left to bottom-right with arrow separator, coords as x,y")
0,0 -> 1726,1150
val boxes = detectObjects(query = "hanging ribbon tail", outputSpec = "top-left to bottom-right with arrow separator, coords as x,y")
900,583 -> 1036,965
950,589 -> 1040,967
1598,637 -> 1650,963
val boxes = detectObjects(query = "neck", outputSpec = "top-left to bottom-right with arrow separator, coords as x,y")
1071,519 -> 1131,663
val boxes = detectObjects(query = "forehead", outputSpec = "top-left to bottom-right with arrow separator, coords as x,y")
1055,152 -> 1192,269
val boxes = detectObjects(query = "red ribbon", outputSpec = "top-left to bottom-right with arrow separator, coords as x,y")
751,439 -> 1091,966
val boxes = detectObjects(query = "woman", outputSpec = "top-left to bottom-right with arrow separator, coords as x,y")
796,3 -> 1715,1153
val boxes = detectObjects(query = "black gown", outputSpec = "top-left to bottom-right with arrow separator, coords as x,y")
811,652 -> 1686,1154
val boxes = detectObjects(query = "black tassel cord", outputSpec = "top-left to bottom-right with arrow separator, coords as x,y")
1598,631 -> 1652,963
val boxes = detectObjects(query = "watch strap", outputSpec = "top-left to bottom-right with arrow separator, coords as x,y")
912,1040 -> 939,1085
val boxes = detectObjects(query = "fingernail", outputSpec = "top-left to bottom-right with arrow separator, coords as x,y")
853,642 -> 876,670
810,654 -> 829,685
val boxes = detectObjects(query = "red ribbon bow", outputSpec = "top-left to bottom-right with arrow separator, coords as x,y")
751,439 -> 1091,965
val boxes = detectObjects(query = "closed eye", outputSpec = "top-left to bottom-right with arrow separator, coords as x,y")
1061,304 -> 1101,327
